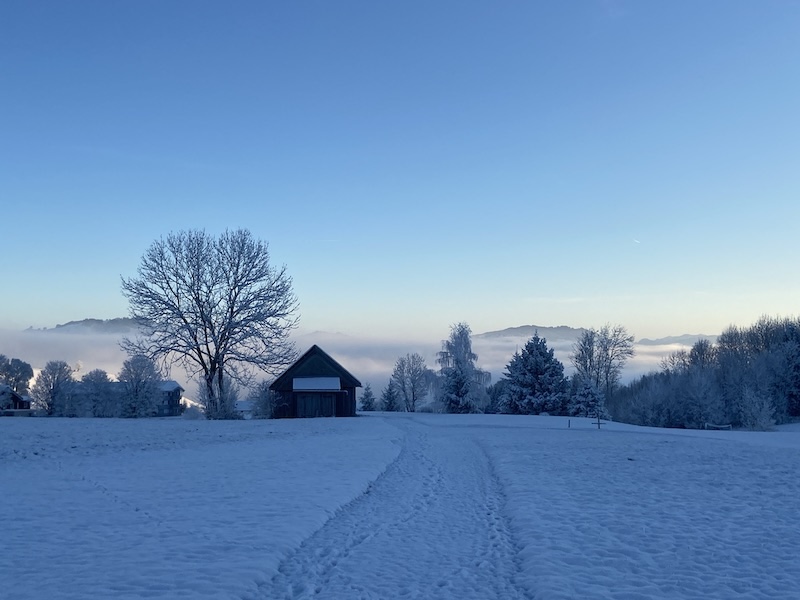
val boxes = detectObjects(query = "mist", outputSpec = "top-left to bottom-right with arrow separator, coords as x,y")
1,328 -> 692,402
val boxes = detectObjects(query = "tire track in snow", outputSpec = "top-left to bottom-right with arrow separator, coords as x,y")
257,417 -> 530,600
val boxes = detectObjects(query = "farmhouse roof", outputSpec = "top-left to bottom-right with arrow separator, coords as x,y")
158,380 -> 184,393
270,345 -> 362,392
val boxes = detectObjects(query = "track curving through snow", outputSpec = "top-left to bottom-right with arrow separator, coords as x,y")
259,415 -> 530,600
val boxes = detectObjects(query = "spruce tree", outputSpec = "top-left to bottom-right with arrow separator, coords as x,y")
380,382 -> 401,412
502,333 -> 568,415
569,379 -> 609,419
360,383 -> 376,411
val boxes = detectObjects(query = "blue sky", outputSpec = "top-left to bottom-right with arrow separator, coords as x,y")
2,1 -> 799,341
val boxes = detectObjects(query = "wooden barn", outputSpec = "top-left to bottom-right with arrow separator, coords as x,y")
270,345 -> 361,418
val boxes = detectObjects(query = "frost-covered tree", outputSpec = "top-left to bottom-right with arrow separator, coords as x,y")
485,379 -> 509,414
118,355 -> 161,418
440,361 -> 474,413
569,380 -> 609,419
678,368 -> 725,429
380,381 -> 401,412
196,378 -> 242,419
121,228 -> 299,419
738,387 -> 775,431
571,324 -> 634,400
31,361 -> 74,416
0,355 -> 34,395
571,329 -> 598,386
502,333 -> 568,415
689,338 -> 716,369
359,383 -> 376,411
391,353 -> 429,412
81,369 -> 116,418
714,316 -> 800,425
248,380 -> 276,419
774,339 -> 800,418
437,322 -> 490,413
660,349 -> 690,375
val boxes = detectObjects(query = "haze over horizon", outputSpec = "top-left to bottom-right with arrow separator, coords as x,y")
0,316 -> 714,399
2,2 -> 798,341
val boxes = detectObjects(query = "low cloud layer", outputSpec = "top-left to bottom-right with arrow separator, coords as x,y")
1,329 -> 690,401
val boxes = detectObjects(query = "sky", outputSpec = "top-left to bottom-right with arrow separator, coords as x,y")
2,1 -> 799,342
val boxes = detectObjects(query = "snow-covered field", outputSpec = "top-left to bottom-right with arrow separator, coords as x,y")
2,414 -> 799,599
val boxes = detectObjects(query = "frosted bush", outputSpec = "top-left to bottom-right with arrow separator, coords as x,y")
738,388 -> 775,431
182,405 -> 205,420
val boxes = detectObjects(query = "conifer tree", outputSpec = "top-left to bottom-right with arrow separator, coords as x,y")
360,383 -> 376,411
380,382 -> 401,412
502,334 -> 568,415
569,379 -> 609,419
438,322 -> 490,413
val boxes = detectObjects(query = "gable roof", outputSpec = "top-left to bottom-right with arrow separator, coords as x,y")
158,380 -> 184,393
270,345 -> 362,392
0,384 -> 24,402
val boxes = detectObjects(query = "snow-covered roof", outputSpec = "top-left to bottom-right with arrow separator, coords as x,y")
158,380 -> 184,393
0,384 -> 22,399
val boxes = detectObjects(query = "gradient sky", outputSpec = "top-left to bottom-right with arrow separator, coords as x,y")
2,1 -> 799,341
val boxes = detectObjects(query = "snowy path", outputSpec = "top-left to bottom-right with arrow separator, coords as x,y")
260,417 -> 529,600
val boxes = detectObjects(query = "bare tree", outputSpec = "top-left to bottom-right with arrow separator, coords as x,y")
571,329 -> 599,387
392,353 -> 429,412
597,324 -> 635,397
121,229 -> 299,419
570,324 -> 634,399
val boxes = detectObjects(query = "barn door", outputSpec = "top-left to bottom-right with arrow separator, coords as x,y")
297,393 -> 335,417
320,393 -> 335,417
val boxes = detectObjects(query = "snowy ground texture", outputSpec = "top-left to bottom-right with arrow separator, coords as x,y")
2,414 -> 799,600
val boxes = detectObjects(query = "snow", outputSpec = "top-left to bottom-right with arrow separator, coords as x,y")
2,414 -> 799,599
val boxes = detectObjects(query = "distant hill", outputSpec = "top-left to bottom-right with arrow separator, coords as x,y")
475,325 -> 587,342
478,326 -> 718,349
38,318 -> 139,335
636,334 -> 718,346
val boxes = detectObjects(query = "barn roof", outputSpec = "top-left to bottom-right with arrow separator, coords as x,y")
270,345 -> 362,392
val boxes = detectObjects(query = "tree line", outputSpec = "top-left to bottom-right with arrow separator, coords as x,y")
0,354 -> 172,418
10,227 -> 796,429
363,314 -> 800,432
359,322 -> 635,419
611,315 -> 800,430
